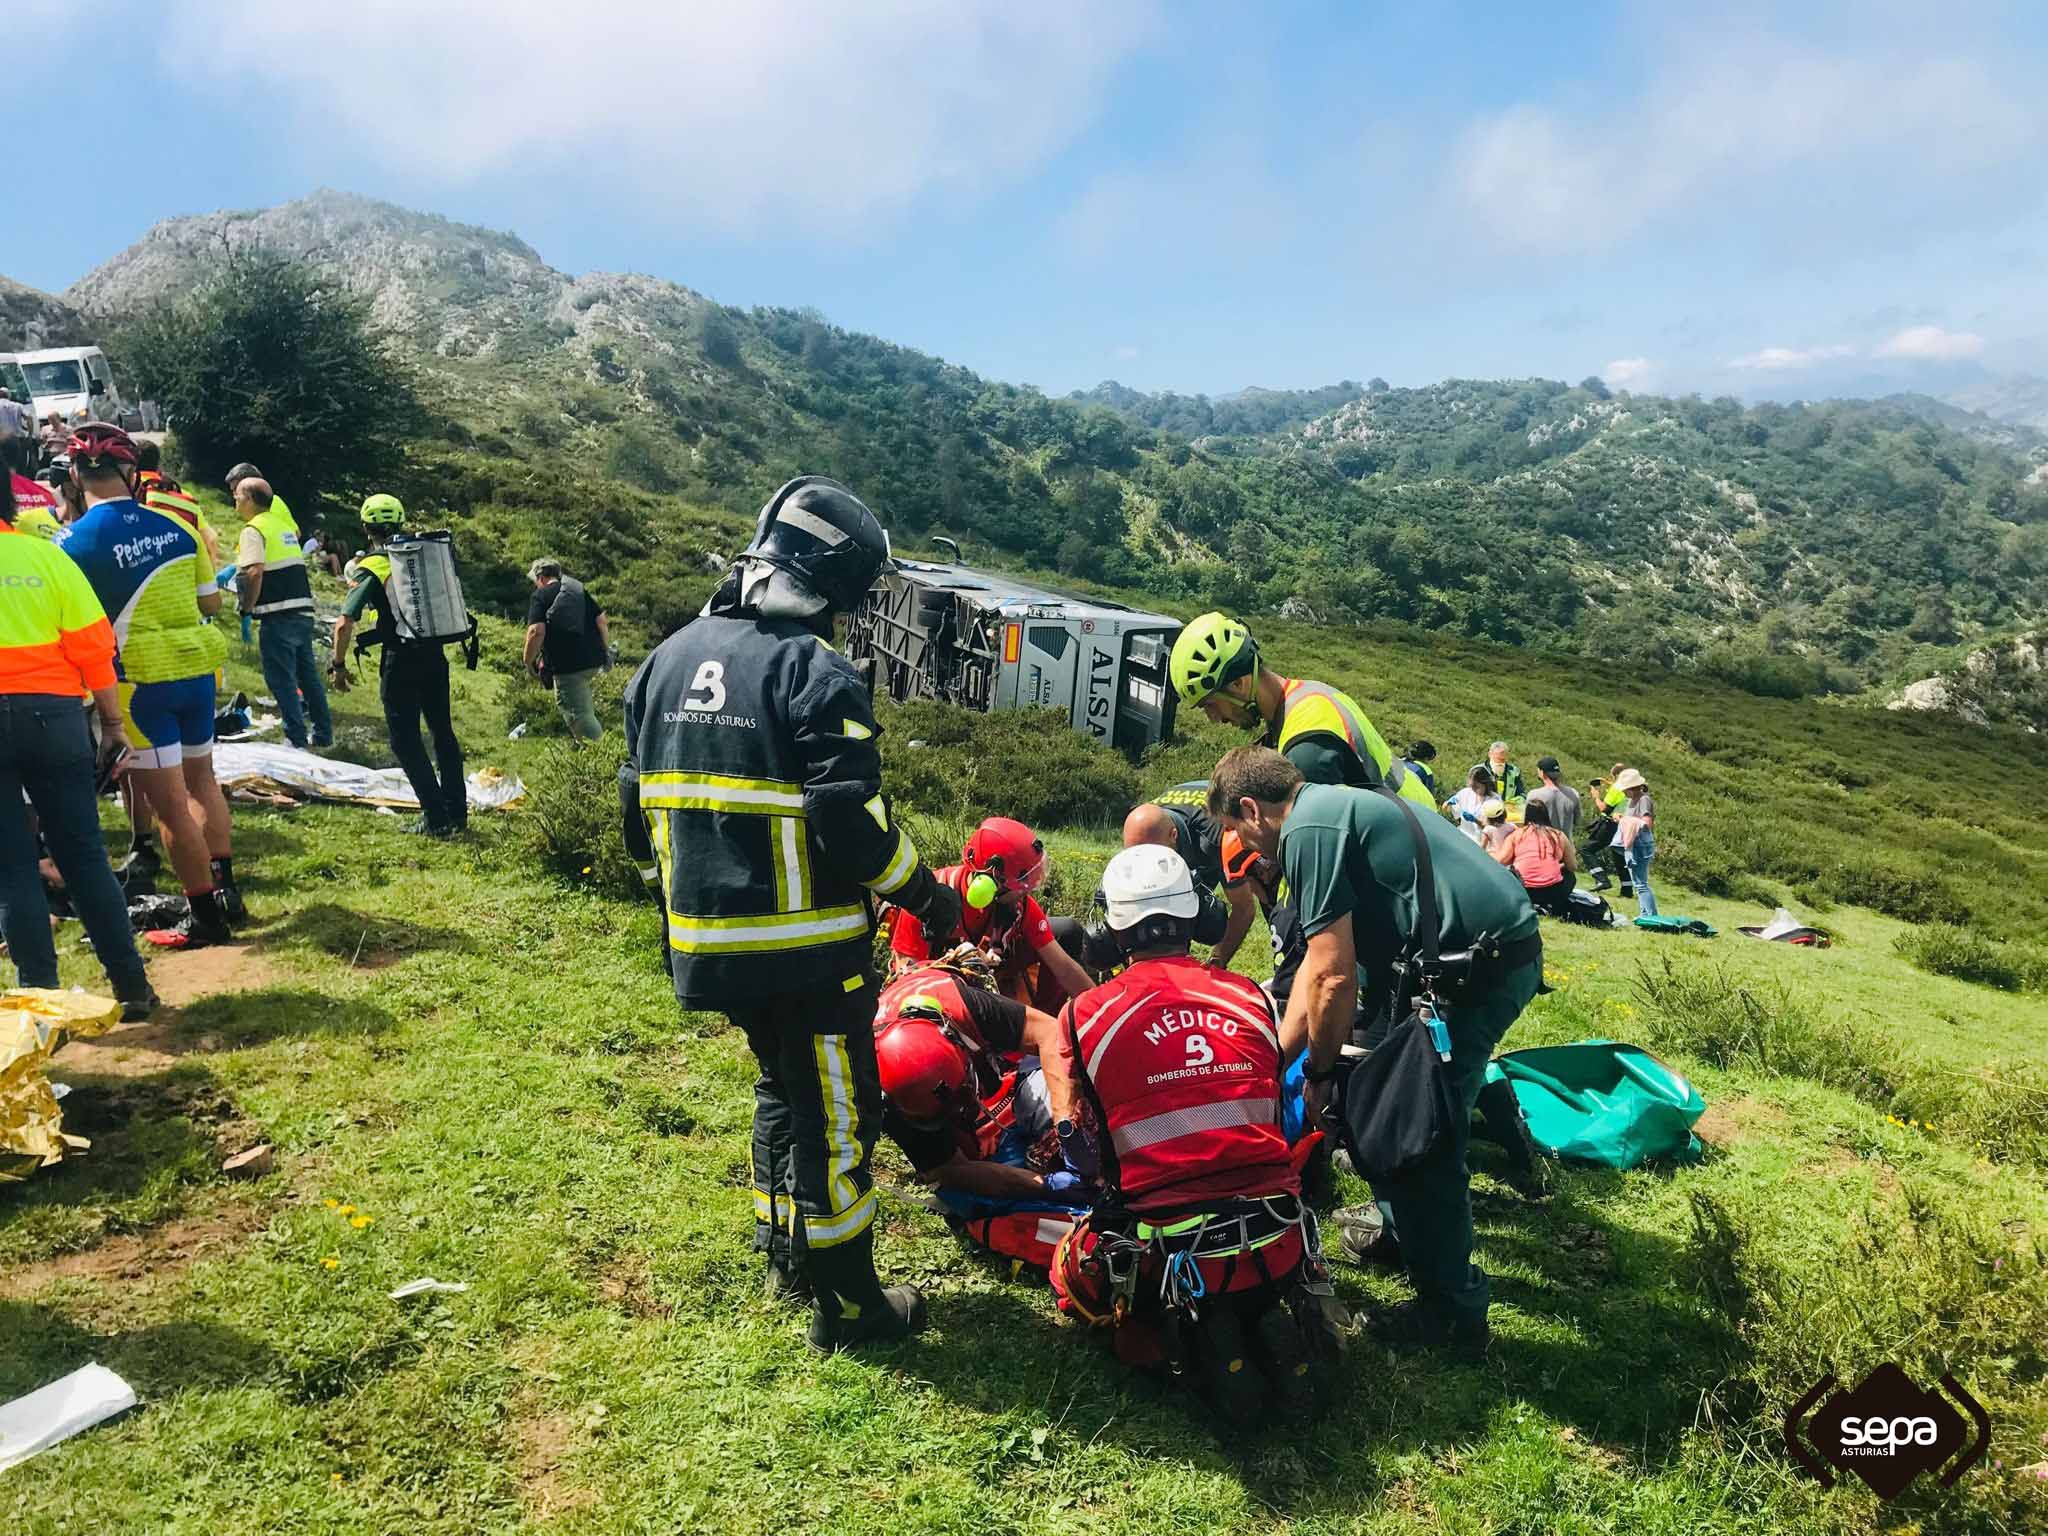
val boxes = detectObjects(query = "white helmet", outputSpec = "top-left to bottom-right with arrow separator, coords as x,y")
1099,844 -> 1201,950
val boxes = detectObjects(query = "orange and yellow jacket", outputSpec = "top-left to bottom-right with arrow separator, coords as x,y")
0,521 -> 117,696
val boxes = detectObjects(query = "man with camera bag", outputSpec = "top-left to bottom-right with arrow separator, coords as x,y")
1209,745 -> 1539,1353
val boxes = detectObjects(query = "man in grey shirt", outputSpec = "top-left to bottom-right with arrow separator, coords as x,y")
1527,756 -> 1580,843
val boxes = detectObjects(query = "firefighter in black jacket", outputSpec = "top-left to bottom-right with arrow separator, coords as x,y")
623,476 -> 960,1351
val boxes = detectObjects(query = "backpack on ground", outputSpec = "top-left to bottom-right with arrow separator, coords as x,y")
1562,887 -> 1617,927
384,531 -> 480,668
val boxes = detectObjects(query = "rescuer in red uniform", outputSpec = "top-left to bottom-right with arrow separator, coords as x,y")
1049,845 -> 1348,1414
888,816 -> 1096,1011
872,956 -> 1092,1271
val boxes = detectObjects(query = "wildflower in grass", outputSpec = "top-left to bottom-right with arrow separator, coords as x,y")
321,1256 -> 340,1270
582,866 -> 593,875
323,1198 -> 339,1209
337,1204 -> 355,1216
350,1214 -> 372,1229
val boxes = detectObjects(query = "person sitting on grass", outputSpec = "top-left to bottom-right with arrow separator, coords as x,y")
1478,797 -> 1513,855
1493,797 -> 1578,917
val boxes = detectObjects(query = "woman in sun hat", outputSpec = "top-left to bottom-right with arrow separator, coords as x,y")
1613,768 -> 1657,916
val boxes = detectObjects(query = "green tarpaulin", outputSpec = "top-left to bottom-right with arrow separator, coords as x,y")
1491,1040 -> 1707,1168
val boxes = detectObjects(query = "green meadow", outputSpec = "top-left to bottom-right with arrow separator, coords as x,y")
4,579 -> 2045,1534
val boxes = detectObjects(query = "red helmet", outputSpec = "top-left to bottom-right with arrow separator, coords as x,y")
961,816 -> 1047,899
874,1018 -> 969,1121
67,422 -> 138,469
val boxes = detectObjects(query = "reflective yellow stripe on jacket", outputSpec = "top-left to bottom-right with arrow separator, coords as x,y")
666,905 -> 870,954
1276,678 -> 1436,808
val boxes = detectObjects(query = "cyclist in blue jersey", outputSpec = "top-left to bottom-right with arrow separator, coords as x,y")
61,424 -> 240,948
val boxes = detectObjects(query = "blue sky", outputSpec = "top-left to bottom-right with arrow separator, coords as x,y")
19,0 -> 2048,399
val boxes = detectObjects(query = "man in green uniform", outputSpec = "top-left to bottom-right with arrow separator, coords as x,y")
1208,745 -> 1540,1352
1168,612 -> 1434,807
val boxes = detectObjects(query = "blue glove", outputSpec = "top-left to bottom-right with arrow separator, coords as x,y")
1043,1170 -> 1084,1196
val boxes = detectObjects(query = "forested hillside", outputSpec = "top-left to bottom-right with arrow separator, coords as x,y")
53,192 -> 2048,694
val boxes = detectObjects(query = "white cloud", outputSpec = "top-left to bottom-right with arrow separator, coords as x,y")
1728,343 -> 1857,371
1875,324 -> 1985,361
1603,358 -> 1654,387
1448,33 -> 2040,254
164,1 -> 1155,232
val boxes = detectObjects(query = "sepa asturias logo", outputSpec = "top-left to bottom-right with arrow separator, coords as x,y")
1785,1363 -> 1990,1501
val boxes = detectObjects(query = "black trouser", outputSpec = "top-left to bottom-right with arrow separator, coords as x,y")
730,975 -> 888,1312
1525,879 -> 1575,918
380,644 -> 465,829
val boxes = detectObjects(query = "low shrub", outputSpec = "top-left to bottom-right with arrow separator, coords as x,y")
1636,955 -> 2048,1170
1632,957 -> 1899,1103
501,662 -> 632,741
1812,859 -> 1968,926
876,701 -> 1140,831
512,733 -> 640,899
1687,1183 -> 2048,1530
1892,923 -> 2048,993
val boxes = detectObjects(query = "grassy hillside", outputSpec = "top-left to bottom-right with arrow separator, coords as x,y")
5,575 -> 2046,1533
55,192 -> 2048,698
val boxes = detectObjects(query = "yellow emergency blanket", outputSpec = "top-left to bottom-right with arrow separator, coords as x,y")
1,989 -> 123,1182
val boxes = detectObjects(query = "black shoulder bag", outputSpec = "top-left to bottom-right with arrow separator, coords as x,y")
1332,790 -> 1460,1182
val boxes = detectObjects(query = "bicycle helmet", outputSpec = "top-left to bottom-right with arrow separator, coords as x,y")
67,422 -> 138,471
1169,612 -> 1258,706
359,493 -> 406,529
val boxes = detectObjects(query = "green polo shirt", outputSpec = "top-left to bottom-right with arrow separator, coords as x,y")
1279,783 -> 1537,989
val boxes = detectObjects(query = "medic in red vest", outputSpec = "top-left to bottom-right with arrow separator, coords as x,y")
872,958 -> 1090,1270
1050,844 -> 1349,1412
887,817 -> 1096,1012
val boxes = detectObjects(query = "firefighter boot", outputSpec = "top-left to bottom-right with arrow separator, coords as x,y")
804,1233 -> 927,1352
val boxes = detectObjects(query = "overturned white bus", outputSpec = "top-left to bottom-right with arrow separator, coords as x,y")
846,559 -> 1181,757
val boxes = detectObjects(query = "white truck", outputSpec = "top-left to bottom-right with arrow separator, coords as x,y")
0,346 -> 134,430
846,557 -> 1181,757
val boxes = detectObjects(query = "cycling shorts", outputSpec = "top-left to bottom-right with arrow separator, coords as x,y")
119,674 -> 217,770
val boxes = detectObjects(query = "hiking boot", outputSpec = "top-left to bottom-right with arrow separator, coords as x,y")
406,816 -> 454,839
1332,1203 -> 1404,1269
764,1254 -> 812,1304
1190,1301 -> 1262,1418
219,884 -> 249,926
1250,1303 -> 1312,1414
1366,1300 -> 1490,1356
144,891 -> 234,951
118,989 -> 161,1024
806,1285 -> 927,1352
117,845 -> 162,886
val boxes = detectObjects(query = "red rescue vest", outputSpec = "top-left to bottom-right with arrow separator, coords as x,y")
1064,955 -> 1296,1214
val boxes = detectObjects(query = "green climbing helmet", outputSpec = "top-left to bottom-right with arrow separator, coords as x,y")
1169,611 -> 1258,706
359,493 -> 406,529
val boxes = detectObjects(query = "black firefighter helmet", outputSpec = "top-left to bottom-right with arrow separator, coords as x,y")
744,475 -> 891,616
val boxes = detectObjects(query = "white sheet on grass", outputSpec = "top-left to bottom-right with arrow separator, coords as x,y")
0,1363 -> 137,1472
211,742 -> 524,812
